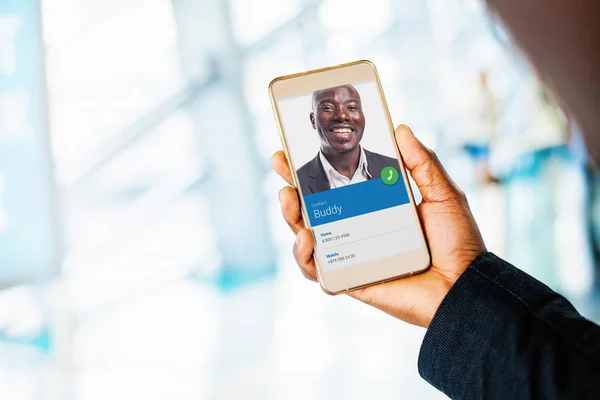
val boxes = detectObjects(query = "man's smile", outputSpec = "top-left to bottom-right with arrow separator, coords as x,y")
329,126 -> 355,134
329,126 -> 356,141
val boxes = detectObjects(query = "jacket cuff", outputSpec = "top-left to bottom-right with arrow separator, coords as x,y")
417,252 -> 514,395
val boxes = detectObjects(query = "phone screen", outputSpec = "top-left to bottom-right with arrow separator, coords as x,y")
277,80 -> 425,273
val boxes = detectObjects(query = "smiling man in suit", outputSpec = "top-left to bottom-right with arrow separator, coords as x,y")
297,84 -> 400,195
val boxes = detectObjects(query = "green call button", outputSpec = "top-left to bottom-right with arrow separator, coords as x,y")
381,166 -> 399,185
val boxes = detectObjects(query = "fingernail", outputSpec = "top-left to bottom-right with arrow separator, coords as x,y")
295,234 -> 301,247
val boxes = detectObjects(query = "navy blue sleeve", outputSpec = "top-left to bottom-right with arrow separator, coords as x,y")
418,252 -> 600,399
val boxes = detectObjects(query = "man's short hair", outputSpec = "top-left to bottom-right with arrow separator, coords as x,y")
311,84 -> 360,111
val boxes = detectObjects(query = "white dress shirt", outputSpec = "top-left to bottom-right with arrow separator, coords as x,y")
319,147 -> 372,189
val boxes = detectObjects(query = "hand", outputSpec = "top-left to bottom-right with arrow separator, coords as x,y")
271,125 -> 486,328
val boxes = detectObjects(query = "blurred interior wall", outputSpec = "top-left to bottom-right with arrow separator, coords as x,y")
172,0 -> 276,285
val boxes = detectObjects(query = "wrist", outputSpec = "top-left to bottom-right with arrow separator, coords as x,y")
422,271 -> 454,328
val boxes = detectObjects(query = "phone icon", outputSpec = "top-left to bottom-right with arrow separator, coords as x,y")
381,166 -> 399,185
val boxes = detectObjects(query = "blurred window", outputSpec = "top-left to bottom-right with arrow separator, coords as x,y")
42,0 -> 185,179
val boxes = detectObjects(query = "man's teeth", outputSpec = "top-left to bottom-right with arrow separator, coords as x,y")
332,128 -> 353,133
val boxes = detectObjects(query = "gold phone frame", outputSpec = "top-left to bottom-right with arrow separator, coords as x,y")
269,60 -> 430,295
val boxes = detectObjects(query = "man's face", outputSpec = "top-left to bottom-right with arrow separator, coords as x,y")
311,85 -> 365,154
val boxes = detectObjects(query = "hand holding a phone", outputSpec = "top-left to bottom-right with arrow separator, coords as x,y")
271,125 -> 487,328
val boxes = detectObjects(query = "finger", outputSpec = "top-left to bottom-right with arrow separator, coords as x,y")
279,186 -> 304,234
293,229 -> 317,281
270,151 -> 293,185
395,125 -> 461,203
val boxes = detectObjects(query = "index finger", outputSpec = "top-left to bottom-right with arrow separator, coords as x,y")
270,151 -> 293,186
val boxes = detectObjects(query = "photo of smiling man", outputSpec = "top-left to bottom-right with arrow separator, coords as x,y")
297,84 -> 401,195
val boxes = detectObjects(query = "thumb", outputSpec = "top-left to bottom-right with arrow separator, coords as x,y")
395,125 -> 461,203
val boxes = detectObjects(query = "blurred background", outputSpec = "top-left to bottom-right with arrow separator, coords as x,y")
0,0 -> 598,398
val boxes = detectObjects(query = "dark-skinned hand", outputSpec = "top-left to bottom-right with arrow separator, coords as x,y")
271,125 -> 486,328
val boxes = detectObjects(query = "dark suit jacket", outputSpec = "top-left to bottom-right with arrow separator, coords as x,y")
296,149 -> 401,195
419,252 -> 600,399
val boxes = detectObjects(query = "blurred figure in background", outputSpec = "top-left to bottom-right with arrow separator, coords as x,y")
568,114 -> 600,297
463,70 -> 500,186
500,72 -> 570,288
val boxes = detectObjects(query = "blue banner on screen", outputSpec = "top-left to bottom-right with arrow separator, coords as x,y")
304,178 -> 410,227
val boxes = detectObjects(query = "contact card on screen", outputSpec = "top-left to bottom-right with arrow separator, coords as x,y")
313,204 -> 422,270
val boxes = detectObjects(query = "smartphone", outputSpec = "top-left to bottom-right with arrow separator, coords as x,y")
269,60 -> 430,294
